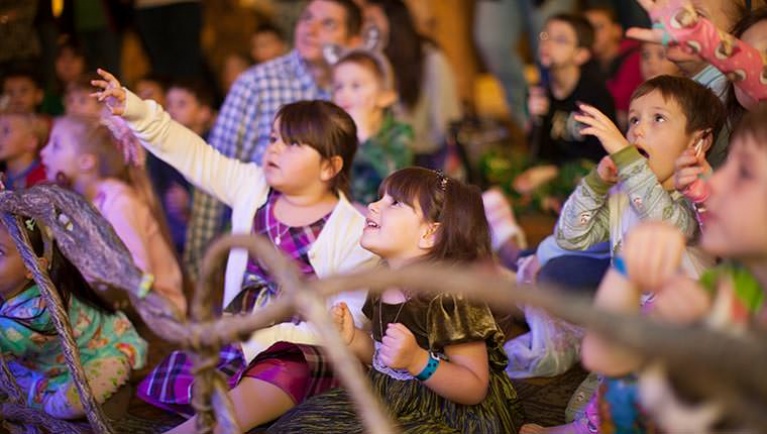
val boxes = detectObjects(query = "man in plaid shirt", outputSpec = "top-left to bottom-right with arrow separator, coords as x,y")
184,0 -> 363,279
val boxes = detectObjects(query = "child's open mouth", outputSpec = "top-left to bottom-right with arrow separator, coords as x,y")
636,146 -> 649,159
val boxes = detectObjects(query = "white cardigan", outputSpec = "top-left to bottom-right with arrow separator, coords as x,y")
123,90 -> 378,362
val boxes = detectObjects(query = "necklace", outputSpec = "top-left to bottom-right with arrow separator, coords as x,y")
378,294 -> 407,338
265,197 -> 290,246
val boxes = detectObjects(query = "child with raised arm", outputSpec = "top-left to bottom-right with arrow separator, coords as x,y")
331,48 -> 413,206
579,106 -> 767,433
556,75 -> 724,273
92,68 -> 378,433
0,214 -> 146,419
268,167 -> 524,433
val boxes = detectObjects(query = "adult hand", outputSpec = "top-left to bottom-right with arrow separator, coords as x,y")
91,68 -> 127,116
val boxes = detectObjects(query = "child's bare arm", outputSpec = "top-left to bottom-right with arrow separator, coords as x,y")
379,323 -> 490,405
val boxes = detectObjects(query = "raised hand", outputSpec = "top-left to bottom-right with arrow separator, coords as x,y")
91,68 -> 127,116
379,323 -> 423,372
627,0 -> 698,45
331,302 -> 356,345
574,103 -> 630,155
674,148 -> 711,196
622,221 -> 685,292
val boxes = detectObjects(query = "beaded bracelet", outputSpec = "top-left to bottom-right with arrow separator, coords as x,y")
415,352 -> 440,381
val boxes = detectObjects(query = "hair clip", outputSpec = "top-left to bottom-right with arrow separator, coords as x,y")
435,170 -> 448,192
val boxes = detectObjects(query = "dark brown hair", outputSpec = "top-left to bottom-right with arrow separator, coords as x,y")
275,100 -> 358,195
168,77 -> 215,109
379,167 -> 492,264
548,13 -> 596,50
631,75 -> 726,144
307,0 -> 363,37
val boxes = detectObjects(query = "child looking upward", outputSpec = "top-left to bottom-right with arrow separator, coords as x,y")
92,68 -> 378,433
0,112 -> 47,190
332,48 -> 413,206
268,167 -> 524,433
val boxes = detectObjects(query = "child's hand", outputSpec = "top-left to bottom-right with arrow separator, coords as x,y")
380,323 -> 422,372
513,165 -> 558,194
574,103 -> 630,155
527,86 -> 550,119
622,221 -> 685,292
165,183 -> 191,222
648,274 -> 711,325
627,0 -> 698,43
91,68 -> 127,116
331,302 -> 355,345
597,155 -> 619,184
673,148 -> 711,193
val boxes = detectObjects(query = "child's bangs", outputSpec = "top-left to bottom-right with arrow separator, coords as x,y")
379,168 -> 439,221
277,105 -> 336,159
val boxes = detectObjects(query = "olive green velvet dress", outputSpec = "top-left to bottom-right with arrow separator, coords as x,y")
267,293 -> 524,433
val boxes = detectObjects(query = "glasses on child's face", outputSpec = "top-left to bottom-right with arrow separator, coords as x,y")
539,31 -> 575,46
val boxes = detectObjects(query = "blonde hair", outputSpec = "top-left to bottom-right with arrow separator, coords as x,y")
0,111 -> 48,151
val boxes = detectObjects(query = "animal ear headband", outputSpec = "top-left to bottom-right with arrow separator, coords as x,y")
322,24 -> 395,91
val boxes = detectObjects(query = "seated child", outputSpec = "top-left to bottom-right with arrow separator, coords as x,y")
40,115 -> 186,316
0,214 -> 146,419
517,13 -> 616,214
584,6 -> 643,131
331,48 -> 413,206
268,167 -> 525,433
0,112 -> 48,189
92,68 -> 378,433
639,42 -> 682,81
520,74 -> 727,434
2,66 -> 44,114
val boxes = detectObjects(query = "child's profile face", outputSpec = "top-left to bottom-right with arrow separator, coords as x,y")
250,31 -> 286,64
0,225 -> 31,300
0,115 -> 37,165
360,192 -> 430,266
332,61 -> 389,116
40,120 -> 83,183
2,77 -> 42,113
262,117 -> 328,195
539,20 -> 583,69
702,136 -> 767,260
65,89 -> 102,117
166,87 -> 206,130
640,43 -> 681,81
733,19 -> 767,111
626,90 -> 696,189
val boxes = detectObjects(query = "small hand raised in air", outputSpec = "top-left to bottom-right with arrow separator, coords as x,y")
91,68 -> 127,116
574,103 -> 630,155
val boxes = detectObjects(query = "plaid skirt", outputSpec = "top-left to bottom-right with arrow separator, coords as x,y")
137,341 -> 339,417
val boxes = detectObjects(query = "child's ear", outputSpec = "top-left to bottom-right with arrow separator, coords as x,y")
376,89 -> 397,108
418,223 -> 440,249
320,155 -> 344,183
574,47 -> 592,66
77,153 -> 97,172
695,129 -> 715,154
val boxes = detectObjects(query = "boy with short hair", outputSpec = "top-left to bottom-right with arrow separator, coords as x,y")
0,112 -> 47,189
2,67 -> 45,114
64,75 -> 104,117
516,13 -> 616,212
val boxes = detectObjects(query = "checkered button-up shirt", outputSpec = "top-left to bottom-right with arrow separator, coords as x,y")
183,50 -> 332,279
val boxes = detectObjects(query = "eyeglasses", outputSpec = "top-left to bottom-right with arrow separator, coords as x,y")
539,31 -> 575,46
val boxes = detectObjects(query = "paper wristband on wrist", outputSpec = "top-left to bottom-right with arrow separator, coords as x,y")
415,352 -> 440,381
613,256 -> 628,277
138,273 -> 154,298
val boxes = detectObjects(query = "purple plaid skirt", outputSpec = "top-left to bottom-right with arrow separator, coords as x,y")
137,341 -> 339,417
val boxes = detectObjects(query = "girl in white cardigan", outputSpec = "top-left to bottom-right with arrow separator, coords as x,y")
92,69 -> 378,432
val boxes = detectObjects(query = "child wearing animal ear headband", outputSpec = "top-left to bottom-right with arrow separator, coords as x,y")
330,46 -> 414,206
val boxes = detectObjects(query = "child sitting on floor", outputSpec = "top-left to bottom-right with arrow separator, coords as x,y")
0,112 -> 48,190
